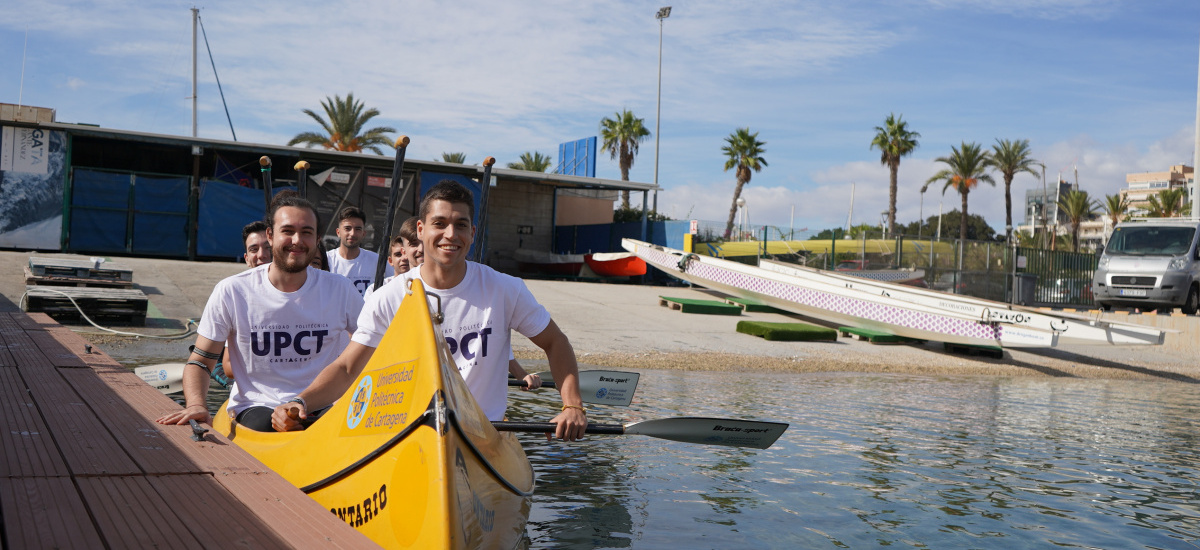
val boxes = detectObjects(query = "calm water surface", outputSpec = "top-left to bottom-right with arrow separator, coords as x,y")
508,371 -> 1200,549
183,369 -> 1200,549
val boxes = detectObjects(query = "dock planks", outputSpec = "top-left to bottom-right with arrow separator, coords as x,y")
0,312 -> 378,549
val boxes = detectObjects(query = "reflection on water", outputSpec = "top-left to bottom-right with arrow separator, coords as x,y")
140,363 -> 1200,549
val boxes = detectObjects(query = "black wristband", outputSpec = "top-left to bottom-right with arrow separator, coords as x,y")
288,396 -> 307,409
185,359 -> 212,374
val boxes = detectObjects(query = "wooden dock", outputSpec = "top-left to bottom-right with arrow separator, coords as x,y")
0,311 -> 378,549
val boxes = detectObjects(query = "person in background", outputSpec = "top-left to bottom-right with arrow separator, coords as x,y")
326,206 -> 391,296
274,181 -> 583,441
363,216 -> 422,300
242,220 -> 271,268
157,191 -> 364,431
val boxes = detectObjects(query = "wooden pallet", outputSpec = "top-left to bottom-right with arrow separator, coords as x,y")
28,257 -> 133,283
837,326 -> 923,344
658,296 -> 743,315
23,266 -> 134,288
723,297 -> 785,313
22,287 -> 148,326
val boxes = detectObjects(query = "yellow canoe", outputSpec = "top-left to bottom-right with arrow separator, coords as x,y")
213,280 -> 534,549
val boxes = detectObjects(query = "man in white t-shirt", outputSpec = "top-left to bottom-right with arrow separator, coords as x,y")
273,181 -> 585,441
157,192 -> 364,431
326,206 -> 392,296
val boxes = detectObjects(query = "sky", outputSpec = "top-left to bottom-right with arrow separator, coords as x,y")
3,0 -> 1200,237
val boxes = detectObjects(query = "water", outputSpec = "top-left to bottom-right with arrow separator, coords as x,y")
507,371 -> 1200,549
175,369 -> 1200,548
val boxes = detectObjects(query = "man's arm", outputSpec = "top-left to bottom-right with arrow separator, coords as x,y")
508,358 -> 541,390
528,319 -> 586,441
155,336 -> 223,425
271,341 -> 376,431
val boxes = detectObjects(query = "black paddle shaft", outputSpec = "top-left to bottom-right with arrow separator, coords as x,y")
492,421 -> 624,435
373,136 -> 410,291
259,156 -> 273,206
508,379 -> 557,389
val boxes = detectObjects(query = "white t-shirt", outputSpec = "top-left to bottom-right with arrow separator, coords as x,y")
327,248 -> 393,296
353,263 -> 551,421
199,264 -> 364,414
361,273 -> 400,302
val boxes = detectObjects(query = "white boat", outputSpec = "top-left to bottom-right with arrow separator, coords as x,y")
757,258 -> 1165,347
623,239 -> 1165,349
624,239 -> 1051,348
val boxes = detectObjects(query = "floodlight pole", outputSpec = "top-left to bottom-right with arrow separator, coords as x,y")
653,6 -> 671,214
191,7 -> 198,137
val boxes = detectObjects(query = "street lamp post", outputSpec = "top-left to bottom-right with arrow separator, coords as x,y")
918,182 -> 930,239
736,196 -> 746,240
1033,162 -> 1047,249
653,6 -> 671,213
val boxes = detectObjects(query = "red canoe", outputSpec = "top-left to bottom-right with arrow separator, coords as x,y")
585,252 -> 647,277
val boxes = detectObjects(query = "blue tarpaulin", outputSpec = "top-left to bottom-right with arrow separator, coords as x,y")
197,180 -> 296,259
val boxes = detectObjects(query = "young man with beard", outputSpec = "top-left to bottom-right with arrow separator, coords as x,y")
157,192 -> 364,431
273,181 -> 584,442
326,206 -> 392,296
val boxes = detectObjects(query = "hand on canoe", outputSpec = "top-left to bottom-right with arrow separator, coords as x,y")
549,406 -> 587,442
272,401 -> 306,432
156,404 -> 210,426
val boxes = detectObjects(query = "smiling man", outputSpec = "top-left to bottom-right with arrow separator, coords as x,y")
157,191 -> 363,431
326,206 -> 392,296
274,180 -> 586,442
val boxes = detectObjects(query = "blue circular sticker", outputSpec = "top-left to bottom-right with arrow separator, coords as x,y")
595,387 -> 608,399
158,369 -> 168,381
346,375 -> 373,429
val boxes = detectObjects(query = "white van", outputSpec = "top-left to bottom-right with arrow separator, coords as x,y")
1091,218 -> 1200,314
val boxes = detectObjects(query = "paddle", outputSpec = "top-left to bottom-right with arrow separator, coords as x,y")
493,417 -> 789,449
374,135 -> 411,291
134,362 -> 229,394
510,369 -> 640,407
471,156 -> 496,263
259,155 -> 273,205
294,160 -> 309,199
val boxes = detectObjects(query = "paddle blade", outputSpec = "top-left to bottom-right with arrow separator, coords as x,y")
532,370 -> 640,407
623,417 -> 789,450
134,363 -> 184,394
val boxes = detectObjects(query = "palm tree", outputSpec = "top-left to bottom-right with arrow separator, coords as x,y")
1058,190 -> 1097,252
442,152 -> 467,164
1101,193 -> 1129,228
287,93 -> 395,154
986,139 -> 1039,243
925,142 -> 994,245
869,113 -> 920,237
721,127 -> 768,240
507,151 -> 552,172
600,110 -> 651,209
1146,188 -> 1190,218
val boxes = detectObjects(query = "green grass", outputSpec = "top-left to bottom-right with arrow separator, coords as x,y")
737,321 -> 838,341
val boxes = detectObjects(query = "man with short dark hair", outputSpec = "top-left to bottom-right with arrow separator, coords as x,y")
157,192 -> 363,431
274,181 -> 586,441
326,206 -> 392,295
242,220 -> 271,268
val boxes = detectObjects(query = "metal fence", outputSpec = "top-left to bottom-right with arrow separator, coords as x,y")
714,232 -> 1098,308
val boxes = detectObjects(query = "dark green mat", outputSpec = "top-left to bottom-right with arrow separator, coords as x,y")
837,326 -> 921,344
723,297 -> 785,313
658,296 -> 743,315
943,342 -> 1004,358
737,321 -> 837,341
